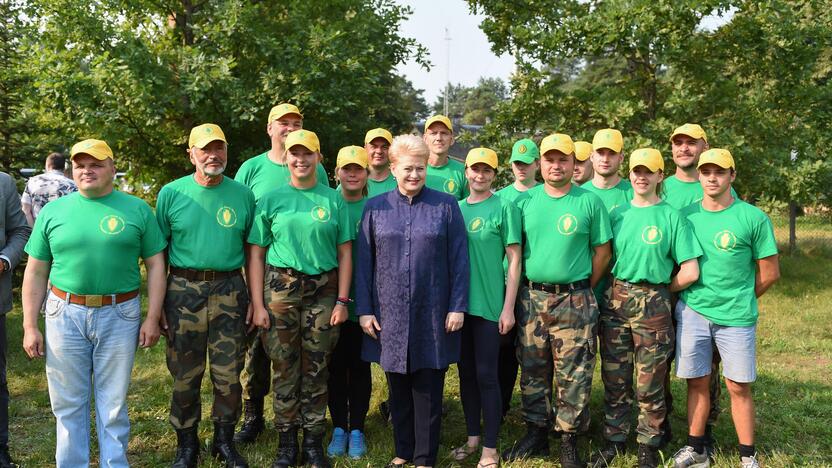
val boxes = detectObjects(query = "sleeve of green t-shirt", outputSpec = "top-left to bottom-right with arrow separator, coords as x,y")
24,213 -> 53,262
335,196 -> 352,245
751,211 -> 778,260
501,200 -> 522,247
317,163 -> 330,188
155,187 -> 172,240
140,202 -> 168,259
247,196 -> 274,247
671,214 -> 703,265
589,196 -> 613,247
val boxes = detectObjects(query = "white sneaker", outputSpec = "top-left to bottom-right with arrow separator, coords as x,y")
740,454 -> 760,468
669,445 -> 710,468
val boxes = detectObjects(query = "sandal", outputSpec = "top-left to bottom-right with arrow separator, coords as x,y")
477,453 -> 501,468
450,443 -> 479,461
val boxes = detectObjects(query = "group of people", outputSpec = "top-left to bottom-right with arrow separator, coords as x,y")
0,102 -> 780,468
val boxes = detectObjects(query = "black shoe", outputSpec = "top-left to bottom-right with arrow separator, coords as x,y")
659,417 -> 673,448
637,444 -> 659,468
379,400 -> 391,424
211,423 -> 248,468
271,428 -> 299,468
0,446 -> 16,468
560,433 -> 585,468
501,423 -> 549,461
589,441 -> 626,468
234,398 -> 265,444
172,427 -> 200,468
300,429 -> 331,468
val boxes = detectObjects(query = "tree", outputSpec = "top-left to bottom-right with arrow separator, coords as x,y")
20,0 -> 427,195
431,77 -> 508,125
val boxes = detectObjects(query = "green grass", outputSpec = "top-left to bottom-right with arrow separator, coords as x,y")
6,248 -> 832,467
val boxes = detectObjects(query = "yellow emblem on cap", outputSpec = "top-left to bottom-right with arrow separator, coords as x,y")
216,206 -> 237,228
642,225 -> 663,245
518,144 -> 527,154
99,215 -> 125,235
311,206 -> 331,222
557,213 -> 578,236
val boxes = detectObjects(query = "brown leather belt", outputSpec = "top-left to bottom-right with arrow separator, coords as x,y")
50,286 -> 139,307
169,266 -> 241,282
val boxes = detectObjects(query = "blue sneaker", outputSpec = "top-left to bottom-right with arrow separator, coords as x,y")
348,429 -> 367,459
327,427 -> 347,457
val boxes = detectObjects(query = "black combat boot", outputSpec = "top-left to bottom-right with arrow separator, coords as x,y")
234,398 -> 265,444
560,433 -> 586,468
637,443 -> 660,468
271,428 -> 299,468
172,427 -> 200,468
300,429 -> 332,468
501,423 -> 550,461
590,440 -> 626,468
211,423 -> 248,468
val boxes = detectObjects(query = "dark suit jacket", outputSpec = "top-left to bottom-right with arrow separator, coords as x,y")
0,172 -> 31,314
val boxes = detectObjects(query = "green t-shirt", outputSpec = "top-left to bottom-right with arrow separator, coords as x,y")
582,179 -> 633,213
460,195 -> 522,322
248,183 -> 352,275
342,196 -> 368,321
663,176 -> 738,210
426,157 -> 467,200
368,173 -> 397,198
25,191 -> 167,295
495,183 -> 537,204
680,199 -> 778,326
156,175 -> 255,271
609,201 -> 702,284
519,185 -> 612,284
234,151 -> 330,202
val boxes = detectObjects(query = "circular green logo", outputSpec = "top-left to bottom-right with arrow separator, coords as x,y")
444,179 -> 457,194
557,213 -> 578,235
311,206 -> 331,222
216,206 -> 237,228
468,217 -> 485,233
99,215 -> 125,235
642,225 -> 662,245
713,230 -> 737,251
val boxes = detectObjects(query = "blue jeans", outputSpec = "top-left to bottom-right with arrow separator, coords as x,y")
44,291 -> 141,468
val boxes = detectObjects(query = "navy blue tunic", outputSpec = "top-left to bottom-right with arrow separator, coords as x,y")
355,187 -> 469,374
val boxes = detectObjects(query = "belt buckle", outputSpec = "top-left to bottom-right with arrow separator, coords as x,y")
202,271 -> 215,281
85,295 -> 103,307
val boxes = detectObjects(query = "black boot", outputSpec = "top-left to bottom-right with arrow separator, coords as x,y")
172,427 -> 200,468
637,444 -> 659,468
501,423 -> 550,461
271,428 -> 299,468
211,423 -> 249,468
560,433 -> 585,468
0,445 -> 15,468
300,429 -> 332,468
589,440 -> 626,468
234,398 -> 265,444
659,417 -> 673,448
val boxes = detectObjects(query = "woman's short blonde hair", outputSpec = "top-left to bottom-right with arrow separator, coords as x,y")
389,134 -> 429,165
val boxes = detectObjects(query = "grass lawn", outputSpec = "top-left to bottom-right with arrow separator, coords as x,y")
6,243 -> 832,467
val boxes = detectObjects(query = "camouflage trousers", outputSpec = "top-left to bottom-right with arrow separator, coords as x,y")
240,327 -> 272,401
600,279 -> 674,446
261,267 -> 339,434
164,272 -> 249,430
517,285 -> 598,433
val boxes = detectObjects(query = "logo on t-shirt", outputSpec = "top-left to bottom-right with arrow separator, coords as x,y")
99,215 -> 125,235
713,230 -> 737,252
444,179 -> 457,194
311,206 -> 331,222
642,225 -> 663,245
216,206 -> 237,228
468,217 -> 485,233
557,213 -> 578,235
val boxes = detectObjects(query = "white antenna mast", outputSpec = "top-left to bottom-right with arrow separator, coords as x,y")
444,27 -> 451,116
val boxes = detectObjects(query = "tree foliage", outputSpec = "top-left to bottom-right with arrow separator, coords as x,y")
431,77 -> 508,125
17,0 -> 427,195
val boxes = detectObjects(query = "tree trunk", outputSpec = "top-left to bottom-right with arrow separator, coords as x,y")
788,200 -> 797,254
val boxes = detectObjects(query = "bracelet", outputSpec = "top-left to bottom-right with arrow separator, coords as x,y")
336,297 -> 352,307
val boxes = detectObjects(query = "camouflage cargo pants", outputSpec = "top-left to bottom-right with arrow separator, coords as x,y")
164,273 -> 249,430
261,267 -> 339,434
600,280 -> 674,446
240,328 -> 271,401
517,285 -> 598,433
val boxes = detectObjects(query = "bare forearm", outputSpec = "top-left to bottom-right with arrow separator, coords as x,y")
21,262 -> 49,330
336,244 -> 352,299
502,246 -> 521,313
145,263 -> 166,319
670,260 -> 699,292
247,248 -> 266,309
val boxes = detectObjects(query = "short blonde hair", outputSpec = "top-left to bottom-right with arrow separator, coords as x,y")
389,134 -> 429,165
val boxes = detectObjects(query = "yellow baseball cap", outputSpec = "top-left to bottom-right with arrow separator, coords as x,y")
268,103 -> 303,123
336,146 -> 369,169
574,141 -> 593,162
70,139 -> 113,160
364,128 -> 393,145
540,133 -> 575,157
424,114 -> 453,132
593,129 -> 624,153
285,130 -> 320,152
697,148 -> 734,170
188,123 -> 227,149
466,147 -> 499,169
670,123 -> 707,143
629,148 -> 665,172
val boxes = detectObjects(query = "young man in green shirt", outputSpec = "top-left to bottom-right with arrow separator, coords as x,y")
502,133 -> 612,468
496,138 -> 540,203
584,129 -> 633,212
157,124 -> 255,468
670,150 -> 780,468
364,128 -> 397,197
572,140 -> 594,186
21,139 -> 168,467
423,114 -> 467,199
